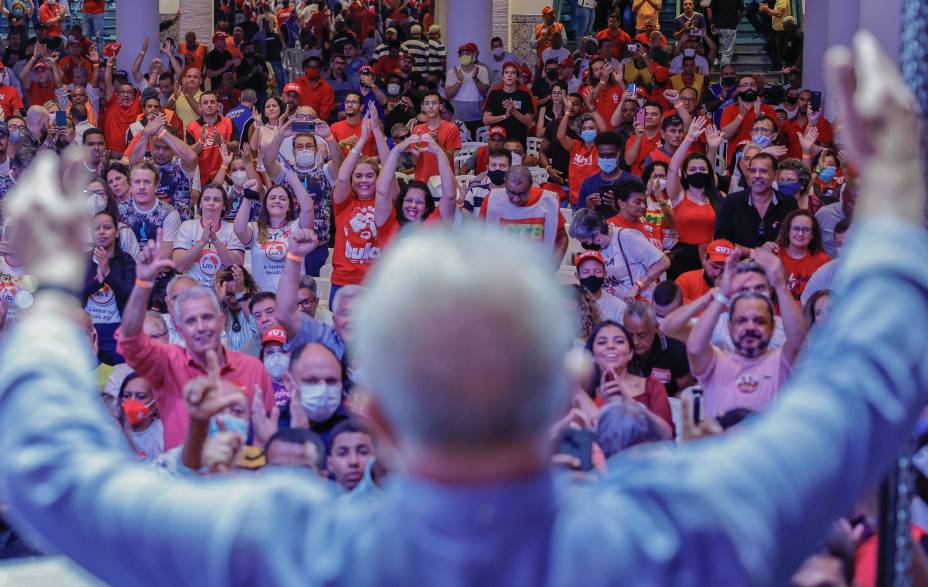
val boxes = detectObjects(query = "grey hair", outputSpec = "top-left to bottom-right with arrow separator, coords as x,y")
504,164 -> 532,185
333,285 -> 365,314
298,275 -> 318,296
624,300 -> 657,324
241,89 -> 257,104
569,208 -> 608,241
166,274 -> 198,298
728,291 -> 775,322
596,398 -> 670,458
355,227 -> 574,449
172,286 -> 222,321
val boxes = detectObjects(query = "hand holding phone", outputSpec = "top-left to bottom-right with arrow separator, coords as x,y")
557,428 -> 594,472
54,110 -> 67,128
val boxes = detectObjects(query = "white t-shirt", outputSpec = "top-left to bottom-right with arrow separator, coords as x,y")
596,291 -> 628,322
541,47 -> 571,65
0,255 -> 24,325
488,52 -> 522,83
131,419 -> 165,461
174,220 -> 246,288
85,281 -> 122,324
669,54 -> 710,75
601,227 -> 665,300
245,219 -> 304,293
445,65 -> 490,103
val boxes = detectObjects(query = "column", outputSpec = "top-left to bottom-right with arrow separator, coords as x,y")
178,0 -> 214,63
116,0 -> 160,72
437,0 -> 492,66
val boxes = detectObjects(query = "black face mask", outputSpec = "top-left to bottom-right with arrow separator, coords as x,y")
721,76 -> 737,87
487,169 -> 506,186
740,90 -> 758,102
581,240 -> 602,251
586,46 -> 597,55
546,70 -> 558,81
785,95 -> 799,105
684,171 -> 710,189
579,275 -> 604,293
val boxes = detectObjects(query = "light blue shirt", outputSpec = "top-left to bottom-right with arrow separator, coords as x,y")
0,219 -> 926,585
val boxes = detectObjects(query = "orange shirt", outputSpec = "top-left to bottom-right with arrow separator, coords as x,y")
332,192 -> 400,286
794,115 -> 834,146
673,196 -> 716,245
583,82 -> 624,126
0,85 -> 24,118
102,94 -> 142,153
474,145 -> 489,174
534,22 -> 565,62
778,250 -> 831,299
58,56 -> 93,85
296,76 -> 336,121
675,268 -> 710,303
596,28 -> 632,59
38,3 -> 65,37
186,116 -> 235,183
625,131 -> 661,176
179,44 -> 207,71
330,118 -> 377,157
607,213 -> 663,250
568,140 -> 598,206
412,120 -> 462,182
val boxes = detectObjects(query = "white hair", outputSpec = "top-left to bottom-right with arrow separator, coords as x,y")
172,286 -> 221,321
355,227 -> 574,448
333,284 -> 365,314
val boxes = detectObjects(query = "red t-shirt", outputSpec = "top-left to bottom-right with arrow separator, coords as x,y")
778,250 -> 831,299
596,29 -> 632,59
675,268 -> 710,303
332,193 -> 399,286
474,145 -> 489,174
103,94 -> 142,153
373,55 -> 400,79
479,186 -> 567,240
412,120 -> 462,182
0,85 -> 24,118
186,116 -> 235,183
58,56 -> 92,85
581,83 -> 623,125
179,44 -> 207,71
568,140 -> 598,206
625,131 -> 661,176
276,7 -> 293,28
296,76 -> 336,121
673,196 -> 716,246
83,0 -> 105,13
719,103 -> 779,164
607,213 -> 664,250
330,118 -> 377,157
38,3 -> 65,37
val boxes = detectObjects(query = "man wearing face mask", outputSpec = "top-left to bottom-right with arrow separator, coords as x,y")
445,43 -> 490,137
706,64 -> 741,127
531,58 -> 561,110
576,250 -> 628,322
487,36 -> 521,85
687,249 -> 806,418
577,131 -> 632,211
289,342 -> 349,447
294,56 -> 335,121
720,75 -> 778,165
260,327 -> 292,410
815,179 -> 856,258
463,125 -> 506,175
464,148 -> 511,218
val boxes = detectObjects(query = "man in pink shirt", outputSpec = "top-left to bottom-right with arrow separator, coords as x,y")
686,248 -> 807,419
116,230 -> 273,449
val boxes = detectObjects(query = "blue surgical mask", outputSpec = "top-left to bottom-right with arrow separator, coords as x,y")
751,133 -> 773,148
777,181 -> 802,196
580,129 -> 597,143
818,166 -> 837,183
208,413 -> 249,439
598,157 -> 618,174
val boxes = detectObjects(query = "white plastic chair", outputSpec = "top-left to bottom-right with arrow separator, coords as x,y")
457,141 -> 485,159
319,264 -> 333,279
395,172 -> 414,184
456,174 -> 476,192
526,136 -> 542,158
315,278 -> 332,308
475,125 -> 489,143
454,154 -> 471,174
528,166 -> 549,185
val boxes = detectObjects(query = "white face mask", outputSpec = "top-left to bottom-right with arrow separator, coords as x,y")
86,192 -> 106,215
510,151 -> 523,166
230,170 -> 248,187
295,149 -> 318,169
299,382 -> 342,422
492,47 -> 504,58
263,352 -> 290,379
387,83 -> 400,96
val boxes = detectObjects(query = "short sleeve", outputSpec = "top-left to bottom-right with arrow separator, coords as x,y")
625,227 -> 664,267
162,210 -> 182,242
173,220 -> 196,250
224,227 -> 246,252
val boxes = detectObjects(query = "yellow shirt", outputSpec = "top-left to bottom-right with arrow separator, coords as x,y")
671,73 -> 705,100
634,0 -> 662,31
771,0 -> 791,31
174,91 -> 203,128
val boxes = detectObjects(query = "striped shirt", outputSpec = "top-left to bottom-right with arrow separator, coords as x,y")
427,39 -> 447,74
401,38 -> 430,73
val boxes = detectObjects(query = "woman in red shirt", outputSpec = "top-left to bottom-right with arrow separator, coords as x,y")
379,133 -> 457,228
773,209 -> 830,300
666,116 -> 723,279
331,110 -> 397,301
556,107 -> 605,206
584,320 -> 674,433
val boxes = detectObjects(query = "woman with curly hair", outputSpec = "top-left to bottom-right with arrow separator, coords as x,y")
774,208 -> 830,300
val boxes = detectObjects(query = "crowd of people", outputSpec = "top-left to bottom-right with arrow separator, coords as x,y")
0,2 -> 916,585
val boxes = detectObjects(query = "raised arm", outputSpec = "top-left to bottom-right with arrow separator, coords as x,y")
232,189 -> 256,246
131,38 -> 151,84
333,116 -> 372,206
751,249 -> 808,364
282,166 -> 315,229
556,104 -> 575,151
685,250 -> 740,375
275,229 -> 321,337
430,136 -> 458,223
121,230 -> 176,337
376,134 -> 416,210
668,115 -> 708,204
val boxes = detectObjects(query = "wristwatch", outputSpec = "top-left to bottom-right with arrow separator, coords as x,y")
713,291 -> 730,306
235,292 -> 251,303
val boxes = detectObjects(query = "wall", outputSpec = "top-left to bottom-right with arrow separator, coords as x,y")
178,0 -> 214,51
159,0 -> 179,13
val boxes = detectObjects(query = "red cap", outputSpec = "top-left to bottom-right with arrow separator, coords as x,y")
283,82 -> 302,95
575,250 -> 606,267
213,31 -> 226,43
488,126 -> 507,138
652,65 -> 670,84
706,239 -> 736,263
262,327 -> 288,346
458,42 -> 478,54
542,5 -> 555,15
634,33 -> 652,46
502,60 -> 520,72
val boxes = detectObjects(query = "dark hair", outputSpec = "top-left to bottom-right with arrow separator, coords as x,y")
652,281 -> 681,306
613,175 -> 647,202
834,218 -> 851,235
303,55 -> 322,68
262,96 -> 286,123
749,151 -> 779,171
776,208 -> 824,254
593,131 -> 622,148
265,427 -> 326,469
803,289 -> 832,326
395,179 -> 436,226
487,147 -> 511,164
643,100 -> 663,114
680,152 -> 722,210
642,161 -> 668,183
249,291 -> 276,311
328,420 -> 372,455
198,183 -> 230,217
716,408 -> 755,429
583,320 -> 634,398
257,183 -> 297,243
93,209 -> 122,250
568,208 -> 609,240
551,80 -> 568,92
661,115 -> 684,130
82,127 -> 104,142
752,114 -> 778,133
728,291 -> 775,323
105,160 -> 130,182
778,158 -> 812,190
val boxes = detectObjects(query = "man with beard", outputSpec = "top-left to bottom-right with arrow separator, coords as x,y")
686,247 -> 806,418
675,239 -> 735,302
234,42 -> 269,104
719,75 -> 779,164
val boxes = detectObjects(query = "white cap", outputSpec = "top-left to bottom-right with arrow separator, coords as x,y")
103,363 -> 135,400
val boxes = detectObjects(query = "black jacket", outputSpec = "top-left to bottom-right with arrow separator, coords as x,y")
82,247 -> 137,314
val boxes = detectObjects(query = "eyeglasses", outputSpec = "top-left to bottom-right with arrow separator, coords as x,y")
297,297 -> 316,308
404,198 -> 426,205
790,226 -> 812,234
344,99 -> 361,105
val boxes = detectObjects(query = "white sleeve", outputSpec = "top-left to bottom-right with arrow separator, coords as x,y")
625,228 -> 665,267
477,65 -> 490,85
173,220 -> 195,250
161,211 -> 182,243
190,167 -> 201,191
445,67 -> 459,85
118,225 -> 141,260
223,224 -> 246,252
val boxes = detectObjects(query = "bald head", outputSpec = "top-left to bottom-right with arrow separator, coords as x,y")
356,228 -> 573,450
